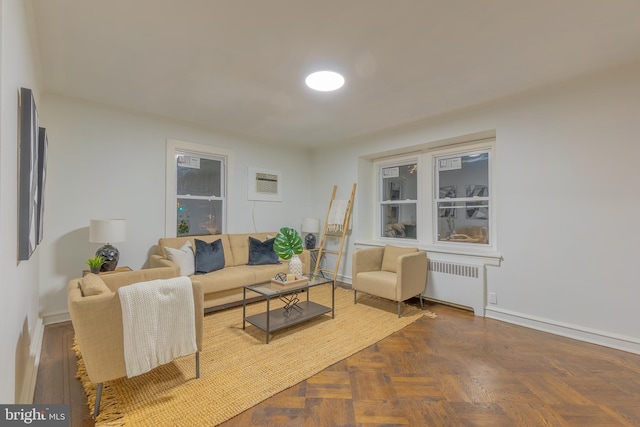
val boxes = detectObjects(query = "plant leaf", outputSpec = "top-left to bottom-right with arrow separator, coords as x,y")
87,256 -> 104,268
273,227 -> 303,260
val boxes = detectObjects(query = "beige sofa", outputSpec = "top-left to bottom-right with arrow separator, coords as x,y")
149,232 -> 310,310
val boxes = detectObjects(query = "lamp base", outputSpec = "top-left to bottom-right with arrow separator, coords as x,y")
96,244 -> 120,272
304,233 -> 316,250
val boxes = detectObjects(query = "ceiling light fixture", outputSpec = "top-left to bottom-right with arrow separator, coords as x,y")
305,71 -> 345,92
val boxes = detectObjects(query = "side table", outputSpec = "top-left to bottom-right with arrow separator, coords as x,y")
82,266 -> 132,277
309,249 -> 326,277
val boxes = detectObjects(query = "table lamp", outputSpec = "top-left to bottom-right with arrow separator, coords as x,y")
90,219 -> 126,271
301,217 -> 320,249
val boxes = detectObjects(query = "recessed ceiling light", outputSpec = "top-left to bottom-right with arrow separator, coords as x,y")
305,71 -> 345,92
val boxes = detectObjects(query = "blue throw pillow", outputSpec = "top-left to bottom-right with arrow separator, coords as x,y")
247,237 -> 281,265
194,239 -> 225,274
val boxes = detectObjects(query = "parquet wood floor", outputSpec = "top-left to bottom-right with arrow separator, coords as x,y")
34,292 -> 640,426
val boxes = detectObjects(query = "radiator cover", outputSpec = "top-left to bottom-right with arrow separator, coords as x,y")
425,259 -> 486,316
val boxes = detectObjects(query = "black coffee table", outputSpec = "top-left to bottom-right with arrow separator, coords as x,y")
242,275 -> 334,343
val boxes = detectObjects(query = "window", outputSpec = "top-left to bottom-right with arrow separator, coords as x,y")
434,150 -> 490,245
372,139 -> 494,250
377,157 -> 419,239
175,152 -> 225,236
166,140 -> 231,237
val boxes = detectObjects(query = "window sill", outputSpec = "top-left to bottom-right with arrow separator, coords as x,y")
354,239 -> 502,266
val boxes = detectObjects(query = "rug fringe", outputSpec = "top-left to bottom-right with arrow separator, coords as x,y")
73,339 -> 126,426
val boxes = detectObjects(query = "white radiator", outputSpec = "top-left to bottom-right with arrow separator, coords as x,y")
424,260 -> 486,316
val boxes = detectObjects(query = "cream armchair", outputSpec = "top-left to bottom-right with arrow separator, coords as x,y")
352,245 -> 427,317
67,267 -> 204,417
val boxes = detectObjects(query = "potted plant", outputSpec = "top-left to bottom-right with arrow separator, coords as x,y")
273,227 -> 304,276
87,255 -> 104,274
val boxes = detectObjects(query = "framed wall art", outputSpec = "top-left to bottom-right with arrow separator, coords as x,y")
465,184 -> 489,219
439,185 -> 457,218
18,87 -> 39,261
37,127 -> 48,244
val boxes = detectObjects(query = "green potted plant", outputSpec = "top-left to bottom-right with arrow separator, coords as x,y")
87,255 -> 104,274
273,227 -> 304,276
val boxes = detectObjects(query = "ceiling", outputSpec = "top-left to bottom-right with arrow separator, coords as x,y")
32,1 -> 640,147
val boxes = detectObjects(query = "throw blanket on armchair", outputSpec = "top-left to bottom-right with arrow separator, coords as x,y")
118,276 -> 197,378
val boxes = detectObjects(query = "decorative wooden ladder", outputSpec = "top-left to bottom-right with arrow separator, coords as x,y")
312,184 -> 357,284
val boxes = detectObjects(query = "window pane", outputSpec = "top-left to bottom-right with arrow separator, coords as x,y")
381,204 -> 417,239
382,163 -> 417,201
437,153 -> 488,198
437,201 -> 488,244
177,155 -> 222,197
177,198 -> 222,236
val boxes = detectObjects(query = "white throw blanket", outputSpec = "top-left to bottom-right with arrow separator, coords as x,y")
327,199 -> 352,233
118,276 -> 197,378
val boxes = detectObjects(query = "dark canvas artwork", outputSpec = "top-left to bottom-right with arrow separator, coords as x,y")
439,185 -> 457,218
466,185 -> 489,219
37,127 -> 48,244
18,87 -> 39,261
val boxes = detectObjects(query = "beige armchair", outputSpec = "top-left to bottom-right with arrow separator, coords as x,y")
352,245 -> 427,317
67,267 -> 204,417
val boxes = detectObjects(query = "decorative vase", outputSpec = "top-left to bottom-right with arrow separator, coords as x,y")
90,266 -> 101,274
288,254 -> 303,277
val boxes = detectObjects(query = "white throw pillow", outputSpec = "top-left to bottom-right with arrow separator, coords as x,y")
165,241 -> 195,276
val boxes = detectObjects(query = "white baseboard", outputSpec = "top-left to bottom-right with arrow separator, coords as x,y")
340,275 -> 638,355
43,310 -> 71,325
336,274 -> 352,285
18,317 -> 44,404
485,306 -> 640,355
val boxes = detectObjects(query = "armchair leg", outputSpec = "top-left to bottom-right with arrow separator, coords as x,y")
353,290 -> 357,304
397,302 -> 402,318
196,351 -> 200,379
419,294 -> 424,309
93,382 -> 103,418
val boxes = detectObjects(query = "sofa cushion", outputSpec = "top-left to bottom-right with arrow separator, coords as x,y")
195,239 -> 225,274
357,270 -> 398,300
80,274 -> 111,296
164,241 -> 195,276
247,237 -> 280,266
381,245 -> 418,273
191,266 -> 256,294
249,263 -> 289,284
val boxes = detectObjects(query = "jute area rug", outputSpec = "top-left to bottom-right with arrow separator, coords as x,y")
75,285 -> 435,426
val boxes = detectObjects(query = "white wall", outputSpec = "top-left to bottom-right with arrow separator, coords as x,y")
312,59 -> 640,353
0,0 -> 44,403
38,94 -> 313,319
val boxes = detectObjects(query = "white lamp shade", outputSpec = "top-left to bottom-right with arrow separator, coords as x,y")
301,217 -> 320,233
90,219 -> 126,243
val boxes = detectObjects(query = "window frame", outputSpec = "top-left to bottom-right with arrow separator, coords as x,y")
165,139 -> 233,237
372,139 -> 496,253
374,153 -> 421,241
431,145 -> 493,248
